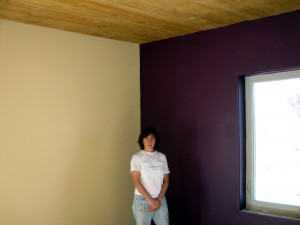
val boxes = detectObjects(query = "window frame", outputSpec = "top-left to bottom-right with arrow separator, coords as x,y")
244,69 -> 300,219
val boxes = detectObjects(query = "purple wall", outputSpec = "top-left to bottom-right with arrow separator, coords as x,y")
140,10 -> 300,225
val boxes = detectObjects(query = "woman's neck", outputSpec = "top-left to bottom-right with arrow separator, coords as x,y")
144,148 -> 155,152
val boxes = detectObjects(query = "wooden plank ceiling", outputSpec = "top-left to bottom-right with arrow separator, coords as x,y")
1,0 -> 300,43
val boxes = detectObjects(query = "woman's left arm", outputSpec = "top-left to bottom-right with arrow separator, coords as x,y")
157,173 -> 169,203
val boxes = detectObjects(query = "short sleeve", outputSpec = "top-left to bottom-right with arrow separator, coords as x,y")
163,154 -> 170,174
130,155 -> 141,173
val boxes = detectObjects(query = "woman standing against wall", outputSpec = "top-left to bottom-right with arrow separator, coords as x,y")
130,127 -> 170,225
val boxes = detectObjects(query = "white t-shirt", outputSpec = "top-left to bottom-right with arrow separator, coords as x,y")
130,150 -> 170,198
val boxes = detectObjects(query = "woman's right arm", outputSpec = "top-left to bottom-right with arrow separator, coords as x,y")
131,171 -> 161,211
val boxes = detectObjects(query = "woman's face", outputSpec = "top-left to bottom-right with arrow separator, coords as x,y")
143,134 -> 156,152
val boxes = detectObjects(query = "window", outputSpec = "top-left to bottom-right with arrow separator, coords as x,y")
245,69 -> 300,219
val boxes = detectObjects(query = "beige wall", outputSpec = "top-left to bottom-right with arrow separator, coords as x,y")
0,19 -> 140,225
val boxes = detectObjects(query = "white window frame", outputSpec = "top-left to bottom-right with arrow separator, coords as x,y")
245,69 -> 300,219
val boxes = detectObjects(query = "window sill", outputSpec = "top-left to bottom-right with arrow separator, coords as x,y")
240,209 -> 300,221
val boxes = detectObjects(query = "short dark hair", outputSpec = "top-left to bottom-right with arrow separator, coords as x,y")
137,126 -> 160,150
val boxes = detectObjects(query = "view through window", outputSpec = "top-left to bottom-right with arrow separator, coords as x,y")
245,70 -> 300,218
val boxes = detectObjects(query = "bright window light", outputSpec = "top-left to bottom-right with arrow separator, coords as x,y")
245,69 -> 300,218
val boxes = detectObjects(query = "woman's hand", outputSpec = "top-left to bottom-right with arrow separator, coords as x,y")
149,198 -> 161,212
131,171 -> 163,212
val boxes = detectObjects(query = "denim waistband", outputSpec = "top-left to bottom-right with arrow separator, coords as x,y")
134,195 -> 146,200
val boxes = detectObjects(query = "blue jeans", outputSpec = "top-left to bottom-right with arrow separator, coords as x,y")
132,195 -> 169,225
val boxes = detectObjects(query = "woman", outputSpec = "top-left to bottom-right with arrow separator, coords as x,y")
130,127 -> 170,225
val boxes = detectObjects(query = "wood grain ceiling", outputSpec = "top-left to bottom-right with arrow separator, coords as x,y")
1,0 -> 300,43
